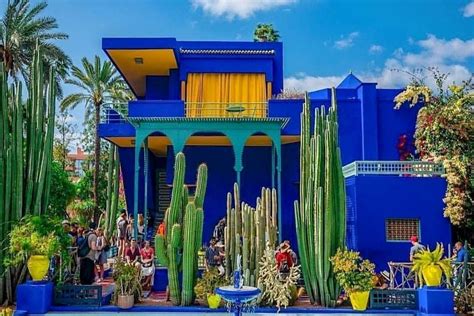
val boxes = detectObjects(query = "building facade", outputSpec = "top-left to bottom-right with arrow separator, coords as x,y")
99,38 -> 451,271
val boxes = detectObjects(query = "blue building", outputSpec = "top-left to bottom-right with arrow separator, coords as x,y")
99,38 -> 451,272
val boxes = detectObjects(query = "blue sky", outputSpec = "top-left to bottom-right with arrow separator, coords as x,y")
19,0 -> 474,144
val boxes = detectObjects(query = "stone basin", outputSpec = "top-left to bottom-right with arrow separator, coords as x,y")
216,286 -> 261,303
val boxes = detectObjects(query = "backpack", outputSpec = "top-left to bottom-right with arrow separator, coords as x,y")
78,233 -> 93,258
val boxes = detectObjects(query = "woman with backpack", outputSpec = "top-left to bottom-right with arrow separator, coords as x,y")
95,227 -> 108,283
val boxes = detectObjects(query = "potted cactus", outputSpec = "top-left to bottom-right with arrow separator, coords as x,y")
194,268 -> 227,308
412,243 -> 452,286
331,248 -> 376,311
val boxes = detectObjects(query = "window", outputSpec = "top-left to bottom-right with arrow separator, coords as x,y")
385,219 -> 420,242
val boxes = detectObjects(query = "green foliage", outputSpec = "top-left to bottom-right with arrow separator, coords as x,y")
112,257 -> 142,303
194,268 -> 227,300
411,243 -> 452,286
394,70 -> 473,232
253,23 -> 280,42
5,215 -> 71,267
53,109 -> 78,170
47,161 -> 76,217
294,88 -> 346,306
330,248 -> 375,295
0,0 -> 71,98
258,247 -> 300,310
69,199 -> 95,227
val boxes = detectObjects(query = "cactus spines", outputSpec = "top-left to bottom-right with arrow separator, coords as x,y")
225,183 -> 278,287
294,88 -> 346,307
155,152 -> 208,306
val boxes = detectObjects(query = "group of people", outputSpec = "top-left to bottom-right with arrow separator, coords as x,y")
409,235 -> 468,263
61,221 -> 109,285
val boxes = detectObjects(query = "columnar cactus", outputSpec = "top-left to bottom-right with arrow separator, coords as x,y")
0,45 -> 56,303
294,88 -> 346,307
224,183 -> 278,287
154,152 -> 208,306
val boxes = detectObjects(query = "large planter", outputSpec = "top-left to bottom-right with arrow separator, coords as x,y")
117,294 -> 134,309
207,294 -> 221,309
349,291 -> 370,311
422,265 -> 442,286
27,255 -> 49,281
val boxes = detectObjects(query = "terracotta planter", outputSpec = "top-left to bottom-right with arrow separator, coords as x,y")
27,255 -> 49,281
117,294 -> 134,309
422,265 -> 442,286
207,294 -> 221,309
349,291 -> 370,311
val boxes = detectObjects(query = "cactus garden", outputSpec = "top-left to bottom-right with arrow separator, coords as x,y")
0,0 -> 470,315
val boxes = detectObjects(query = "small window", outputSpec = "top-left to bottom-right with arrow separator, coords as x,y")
385,219 -> 420,242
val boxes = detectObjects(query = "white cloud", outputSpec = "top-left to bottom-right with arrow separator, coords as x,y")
191,0 -> 297,19
334,32 -> 359,49
284,73 -> 345,92
369,44 -> 383,54
463,1 -> 474,17
285,35 -> 474,91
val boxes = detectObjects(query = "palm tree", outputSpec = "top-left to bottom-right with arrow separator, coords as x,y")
0,0 -> 71,97
253,24 -> 280,42
61,56 -> 124,221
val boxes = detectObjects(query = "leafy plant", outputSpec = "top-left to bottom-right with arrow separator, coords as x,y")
411,243 -> 452,286
258,247 -> 300,310
48,161 -> 76,217
112,257 -> 142,303
194,268 -> 227,301
253,24 -> 280,42
330,248 -> 375,295
5,215 -> 71,267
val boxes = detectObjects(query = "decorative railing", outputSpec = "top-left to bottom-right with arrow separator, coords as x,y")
343,161 -> 444,178
184,102 -> 268,118
103,102 -> 128,123
388,261 -> 474,290
370,289 -> 418,309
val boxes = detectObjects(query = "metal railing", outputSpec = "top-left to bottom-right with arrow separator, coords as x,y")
343,161 -> 444,178
388,261 -> 474,289
102,102 -> 129,124
184,102 -> 268,118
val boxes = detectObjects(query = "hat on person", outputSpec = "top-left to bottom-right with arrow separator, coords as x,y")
61,220 -> 70,226
410,236 -> 418,243
279,242 -> 289,252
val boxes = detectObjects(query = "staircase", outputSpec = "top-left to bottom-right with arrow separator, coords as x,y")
150,169 -> 171,244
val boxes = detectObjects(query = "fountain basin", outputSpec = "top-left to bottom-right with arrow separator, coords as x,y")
216,286 -> 261,303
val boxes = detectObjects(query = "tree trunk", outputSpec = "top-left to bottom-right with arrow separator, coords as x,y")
93,102 -> 101,223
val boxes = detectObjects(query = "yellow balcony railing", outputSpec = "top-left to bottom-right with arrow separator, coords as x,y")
185,101 -> 268,118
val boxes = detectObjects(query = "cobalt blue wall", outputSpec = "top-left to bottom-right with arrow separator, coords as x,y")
146,76 -> 169,100
345,175 -> 450,271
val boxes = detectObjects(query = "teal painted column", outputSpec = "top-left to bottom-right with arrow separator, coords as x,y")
271,144 -> 276,188
270,132 -> 282,242
143,137 -> 149,240
133,138 -> 142,240
226,131 -> 249,187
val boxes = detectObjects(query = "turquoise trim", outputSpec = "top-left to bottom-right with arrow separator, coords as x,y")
132,120 -> 283,236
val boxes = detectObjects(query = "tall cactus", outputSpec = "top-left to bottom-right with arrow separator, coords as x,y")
224,183 -> 278,287
154,152 -> 208,306
0,45 -> 56,303
294,88 -> 346,307
104,144 -> 120,239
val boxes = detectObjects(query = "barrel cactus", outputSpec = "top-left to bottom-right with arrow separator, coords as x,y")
154,152 -> 208,306
294,88 -> 346,306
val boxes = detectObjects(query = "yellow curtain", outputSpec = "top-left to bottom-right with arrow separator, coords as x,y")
185,73 -> 267,118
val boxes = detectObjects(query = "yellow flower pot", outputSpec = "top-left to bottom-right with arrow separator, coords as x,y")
207,294 -> 221,309
349,291 -> 370,311
422,265 -> 442,286
27,255 -> 49,281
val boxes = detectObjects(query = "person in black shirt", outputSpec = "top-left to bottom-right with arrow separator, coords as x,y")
205,238 -> 221,270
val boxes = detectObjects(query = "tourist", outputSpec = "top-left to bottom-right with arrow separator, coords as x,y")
213,218 -> 226,243
205,237 -> 221,271
140,240 -> 155,291
76,226 -> 85,247
70,222 -> 79,238
127,215 -> 135,241
79,222 -> 98,285
95,227 -> 108,283
156,221 -> 165,236
117,210 -> 128,257
275,242 -> 294,274
138,213 -> 145,244
284,240 -> 298,265
409,236 -> 425,261
125,238 -> 141,269
452,241 -> 468,263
